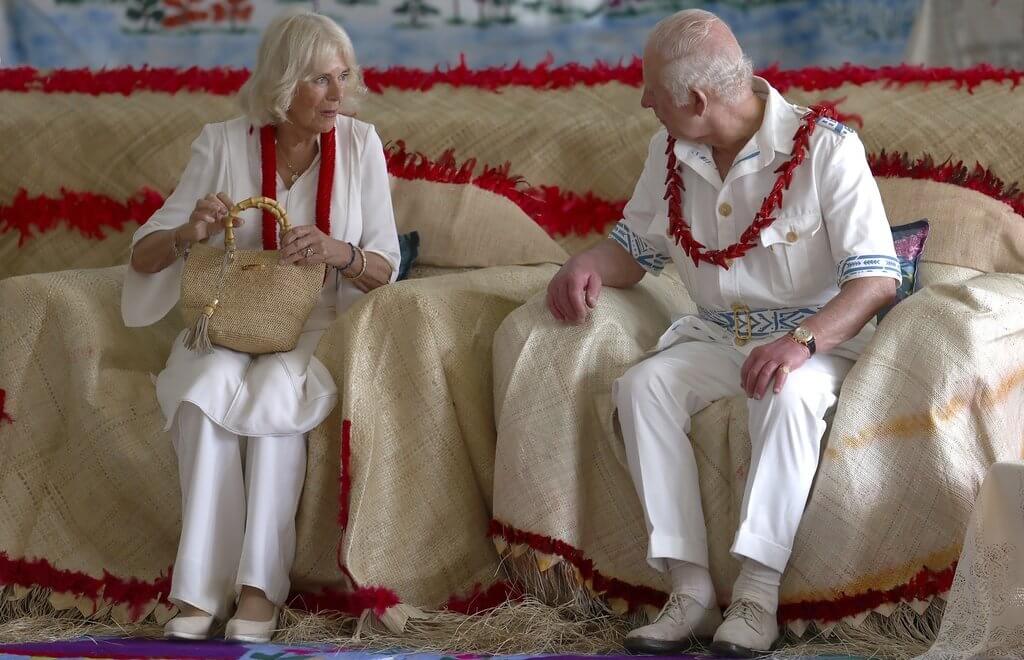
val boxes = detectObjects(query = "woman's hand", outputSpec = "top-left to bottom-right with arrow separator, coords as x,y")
177,193 -> 238,244
129,192 -> 236,274
350,251 -> 393,293
278,227 -> 393,292
278,225 -> 346,266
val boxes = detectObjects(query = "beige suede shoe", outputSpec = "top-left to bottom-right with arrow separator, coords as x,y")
709,599 -> 780,657
163,613 -> 218,641
623,593 -> 723,654
224,607 -> 280,644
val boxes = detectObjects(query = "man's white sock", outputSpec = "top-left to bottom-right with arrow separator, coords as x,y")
668,560 -> 716,609
730,559 -> 781,614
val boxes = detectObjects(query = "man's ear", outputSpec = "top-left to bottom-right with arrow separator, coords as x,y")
692,89 -> 709,117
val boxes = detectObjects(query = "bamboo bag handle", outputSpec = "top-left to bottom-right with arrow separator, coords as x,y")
223,196 -> 292,252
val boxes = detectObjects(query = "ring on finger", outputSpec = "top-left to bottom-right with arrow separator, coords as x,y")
779,365 -> 791,374
304,246 -> 313,258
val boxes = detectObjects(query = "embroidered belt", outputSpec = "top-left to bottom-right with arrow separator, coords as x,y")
697,303 -> 822,346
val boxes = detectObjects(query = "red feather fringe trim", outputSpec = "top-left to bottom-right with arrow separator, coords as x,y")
445,581 -> 522,615
869,151 -> 1024,216
3,150 -> 1020,246
1,551 -> 525,621
288,584 -> 401,618
0,188 -> 164,246
365,54 -> 643,92
761,62 -> 1023,93
0,66 -> 249,95
488,519 -> 667,610
778,563 -> 956,623
338,419 -> 353,530
0,551 -> 172,621
2,149 -> 1021,248
384,140 -> 547,224
0,390 -> 12,426
383,141 -> 624,236
489,519 -> 956,624
528,185 -> 626,237
0,549 -> 404,620
1,63 -> 1021,95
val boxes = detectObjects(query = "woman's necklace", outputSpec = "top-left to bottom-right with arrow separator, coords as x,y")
278,141 -> 316,185
281,154 -> 301,185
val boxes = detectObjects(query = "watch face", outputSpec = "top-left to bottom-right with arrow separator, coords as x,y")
794,326 -> 814,343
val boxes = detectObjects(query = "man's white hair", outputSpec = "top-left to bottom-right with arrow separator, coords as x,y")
238,10 -> 364,126
646,9 -> 753,107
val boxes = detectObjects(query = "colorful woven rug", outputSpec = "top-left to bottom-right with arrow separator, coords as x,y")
0,638 -> 864,660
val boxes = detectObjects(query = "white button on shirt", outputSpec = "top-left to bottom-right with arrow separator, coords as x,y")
610,78 -> 902,359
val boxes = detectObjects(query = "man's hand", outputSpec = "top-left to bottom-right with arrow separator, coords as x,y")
547,262 -> 603,324
544,238 -> 647,324
740,336 -> 810,399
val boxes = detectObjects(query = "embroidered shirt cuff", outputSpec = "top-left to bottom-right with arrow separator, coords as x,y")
836,254 -> 903,286
610,221 -> 669,275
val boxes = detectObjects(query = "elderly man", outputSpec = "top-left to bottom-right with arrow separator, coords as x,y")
545,9 -> 900,658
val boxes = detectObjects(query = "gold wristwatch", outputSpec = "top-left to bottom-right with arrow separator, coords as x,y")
787,325 -> 816,356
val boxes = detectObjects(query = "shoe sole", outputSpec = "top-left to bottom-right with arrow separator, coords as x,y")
164,632 -> 212,641
225,633 -> 274,644
708,640 -> 772,658
623,635 -> 710,655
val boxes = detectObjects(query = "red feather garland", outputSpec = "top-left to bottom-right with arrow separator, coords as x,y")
258,125 -> 335,249
1,63 -> 1021,95
666,104 -> 834,269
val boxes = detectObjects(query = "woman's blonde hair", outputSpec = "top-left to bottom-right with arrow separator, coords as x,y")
238,10 -> 365,126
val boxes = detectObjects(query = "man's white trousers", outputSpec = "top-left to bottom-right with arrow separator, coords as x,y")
613,340 -> 852,574
168,402 -> 307,619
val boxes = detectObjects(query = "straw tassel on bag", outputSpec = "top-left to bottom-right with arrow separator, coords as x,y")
183,298 -> 219,353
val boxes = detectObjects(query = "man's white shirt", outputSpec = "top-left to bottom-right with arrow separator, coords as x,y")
611,77 -> 902,360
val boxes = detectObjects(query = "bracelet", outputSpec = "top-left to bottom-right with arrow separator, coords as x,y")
337,242 -> 358,271
171,229 -> 191,260
342,245 -> 367,280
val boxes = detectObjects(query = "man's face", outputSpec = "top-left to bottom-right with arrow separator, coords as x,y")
641,49 -> 708,143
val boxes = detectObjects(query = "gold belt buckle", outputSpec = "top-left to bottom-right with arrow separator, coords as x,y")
732,303 -> 752,346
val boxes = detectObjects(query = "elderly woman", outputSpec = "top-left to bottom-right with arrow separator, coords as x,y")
121,12 -> 399,643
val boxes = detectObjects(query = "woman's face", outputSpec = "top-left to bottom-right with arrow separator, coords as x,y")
287,53 -> 349,135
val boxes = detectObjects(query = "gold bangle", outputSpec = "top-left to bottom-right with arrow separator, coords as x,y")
342,245 -> 367,280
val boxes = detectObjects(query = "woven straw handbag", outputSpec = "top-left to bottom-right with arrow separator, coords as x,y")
179,196 -> 326,355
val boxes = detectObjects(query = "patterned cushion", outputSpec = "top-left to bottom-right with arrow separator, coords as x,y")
397,230 -> 420,281
877,219 -> 930,322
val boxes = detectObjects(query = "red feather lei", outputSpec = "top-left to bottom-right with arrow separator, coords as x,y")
666,104 -> 835,268
258,124 -> 335,249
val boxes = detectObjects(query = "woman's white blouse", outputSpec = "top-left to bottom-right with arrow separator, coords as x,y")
121,115 -> 400,435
